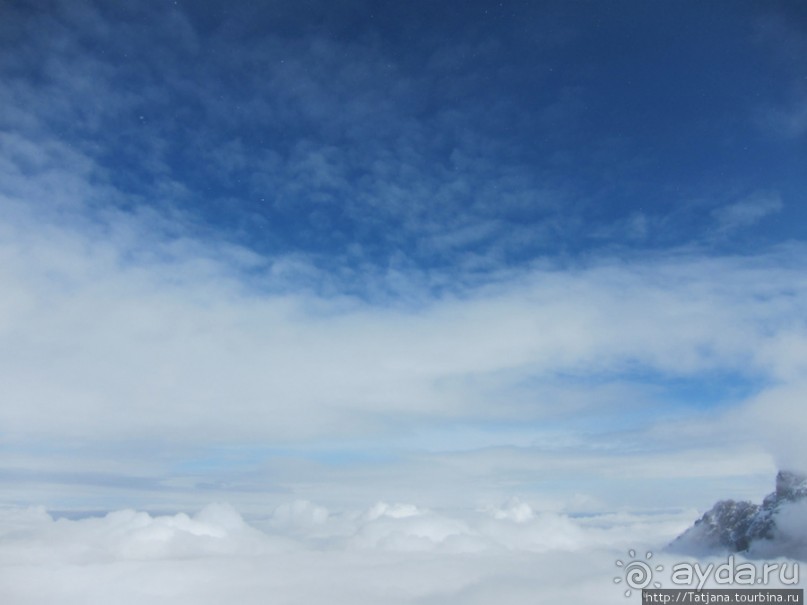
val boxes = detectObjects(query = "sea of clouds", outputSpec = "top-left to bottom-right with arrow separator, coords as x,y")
3,498 -> 802,604
0,499 -> 697,604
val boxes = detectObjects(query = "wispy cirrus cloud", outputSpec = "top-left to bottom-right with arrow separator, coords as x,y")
711,192 -> 783,234
0,0 -> 573,275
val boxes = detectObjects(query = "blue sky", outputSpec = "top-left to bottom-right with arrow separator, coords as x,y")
1,0 -> 806,515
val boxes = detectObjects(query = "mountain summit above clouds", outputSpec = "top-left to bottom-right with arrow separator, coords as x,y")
671,471 -> 807,559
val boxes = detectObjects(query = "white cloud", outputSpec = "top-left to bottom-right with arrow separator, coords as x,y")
2,4 -> 806,598
1,188 -> 805,511
270,500 -> 330,531
0,503 -> 283,567
0,500 -> 703,604
754,500 -> 807,560
2,0 -> 807,546
488,497 -> 535,522
1,200 -> 802,444
737,380 -> 807,474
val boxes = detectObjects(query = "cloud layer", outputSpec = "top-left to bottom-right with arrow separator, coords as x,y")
2,0 -> 807,569
3,497 -> 803,604
3,192 -> 806,442
0,500 -> 694,604
2,188 -> 805,512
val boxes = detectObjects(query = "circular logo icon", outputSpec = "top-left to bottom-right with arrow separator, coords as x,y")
614,549 -> 664,597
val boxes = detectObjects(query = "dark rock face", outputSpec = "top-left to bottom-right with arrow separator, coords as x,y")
671,471 -> 807,555
771,470 -> 807,504
747,470 -> 807,543
678,499 -> 760,552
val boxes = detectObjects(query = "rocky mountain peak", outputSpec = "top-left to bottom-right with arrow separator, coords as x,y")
774,470 -> 807,504
670,470 -> 807,557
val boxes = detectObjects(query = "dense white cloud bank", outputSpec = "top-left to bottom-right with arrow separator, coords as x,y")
752,501 -> 807,561
0,500 -> 695,604
2,499 -> 803,604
